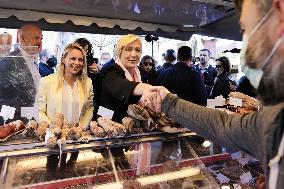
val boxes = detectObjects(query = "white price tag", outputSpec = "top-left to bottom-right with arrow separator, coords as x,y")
231,151 -> 243,160
216,173 -> 230,183
207,99 -> 216,108
215,96 -> 226,105
97,106 -> 114,120
233,184 -> 242,189
207,96 -> 226,108
240,171 -> 253,184
229,97 -> 242,107
0,105 -> 16,122
21,106 -> 39,120
45,128 -> 55,144
238,157 -> 250,166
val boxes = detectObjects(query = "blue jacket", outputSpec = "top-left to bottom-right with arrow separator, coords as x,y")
39,62 -> 54,77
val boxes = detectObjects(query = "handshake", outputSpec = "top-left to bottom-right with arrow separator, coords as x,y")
138,86 -> 171,113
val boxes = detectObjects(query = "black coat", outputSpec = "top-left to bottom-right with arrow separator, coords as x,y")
237,76 -> 256,98
211,73 -> 231,98
88,71 -> 102,120
157,62 -> 173,76
0,49 -> 36,123
139,68 -> 157,85
194,64 -> 217,95
100,64 -> 140,122
156,62 -> 207,106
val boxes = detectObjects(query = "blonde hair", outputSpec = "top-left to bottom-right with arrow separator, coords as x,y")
57,43 -> 88,94
115,34 -> 142,60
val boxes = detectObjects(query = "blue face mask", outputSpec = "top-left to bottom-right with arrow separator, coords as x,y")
239,8 -> 283,89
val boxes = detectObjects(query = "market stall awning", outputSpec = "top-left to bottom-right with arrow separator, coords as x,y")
0,0 -> 241,41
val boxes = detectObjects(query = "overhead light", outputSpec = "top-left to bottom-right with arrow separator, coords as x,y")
202,140 -> 211,148
183,25 -> 195,28
221,186 -> 231,189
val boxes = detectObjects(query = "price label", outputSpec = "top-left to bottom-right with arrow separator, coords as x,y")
216,96 -> 226,105
216,173 -> 230,183
240,171 -> 253,184
238,157 -> 250,166
233,184 -> 242,189
0,105 -> 16,122
229,97 -> 242,107
21,106 -> 39,120
207,96 -> 226,108
231,151 -> 243,160
207,99 -> 216,108
97,106 -> 114,120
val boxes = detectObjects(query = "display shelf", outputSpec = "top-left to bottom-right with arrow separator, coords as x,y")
0,131 -> 196,159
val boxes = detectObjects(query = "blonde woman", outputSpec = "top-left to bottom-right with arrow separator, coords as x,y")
100,34 -> 159,169
36,43 -> 94,174
100,34 -> 159,122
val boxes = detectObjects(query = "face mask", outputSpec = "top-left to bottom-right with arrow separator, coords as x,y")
240,9 -> 274,89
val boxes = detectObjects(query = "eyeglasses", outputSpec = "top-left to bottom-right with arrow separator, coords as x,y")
215,65 -> 222,68
144,62 -> 153,66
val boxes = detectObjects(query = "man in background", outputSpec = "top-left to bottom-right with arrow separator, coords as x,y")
0,24 -> 42,122
194,49 -> 217,96
157,46 -> 207,105
100,51 -> 111,66
157,49 -> 176,75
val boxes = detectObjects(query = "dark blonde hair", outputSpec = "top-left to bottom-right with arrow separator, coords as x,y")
57,43 -> 88,94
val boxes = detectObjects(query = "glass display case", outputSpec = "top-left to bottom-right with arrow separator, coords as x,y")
0,131 -> 263,189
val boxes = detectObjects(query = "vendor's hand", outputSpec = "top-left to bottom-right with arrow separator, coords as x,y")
150,86 -> 171,101
256,174 -> 266,189
139,91 -> 161,112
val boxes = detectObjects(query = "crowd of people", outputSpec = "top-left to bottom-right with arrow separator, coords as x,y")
0,0 -> 283,188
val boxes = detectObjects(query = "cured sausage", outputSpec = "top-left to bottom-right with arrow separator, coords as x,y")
0,120 -> 25,141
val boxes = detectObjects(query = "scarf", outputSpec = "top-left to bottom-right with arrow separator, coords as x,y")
116,59 -> 141,82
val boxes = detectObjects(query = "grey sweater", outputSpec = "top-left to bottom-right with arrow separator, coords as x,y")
162,93 -> 284,188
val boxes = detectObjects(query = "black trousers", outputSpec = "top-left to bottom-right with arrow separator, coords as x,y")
46,152 -> 79,170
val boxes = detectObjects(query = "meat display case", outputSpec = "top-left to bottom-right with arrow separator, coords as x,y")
0,131 -> 263,189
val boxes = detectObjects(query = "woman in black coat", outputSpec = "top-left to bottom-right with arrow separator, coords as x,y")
211,56 -> 231,98
139,55 -> 157,85
100,34 -> 159,169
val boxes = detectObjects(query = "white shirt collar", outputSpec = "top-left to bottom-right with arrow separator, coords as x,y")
199,63 -> 209,69
18,46 -> 38,63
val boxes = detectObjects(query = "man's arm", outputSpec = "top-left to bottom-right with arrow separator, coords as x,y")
161,93 -> 281,159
